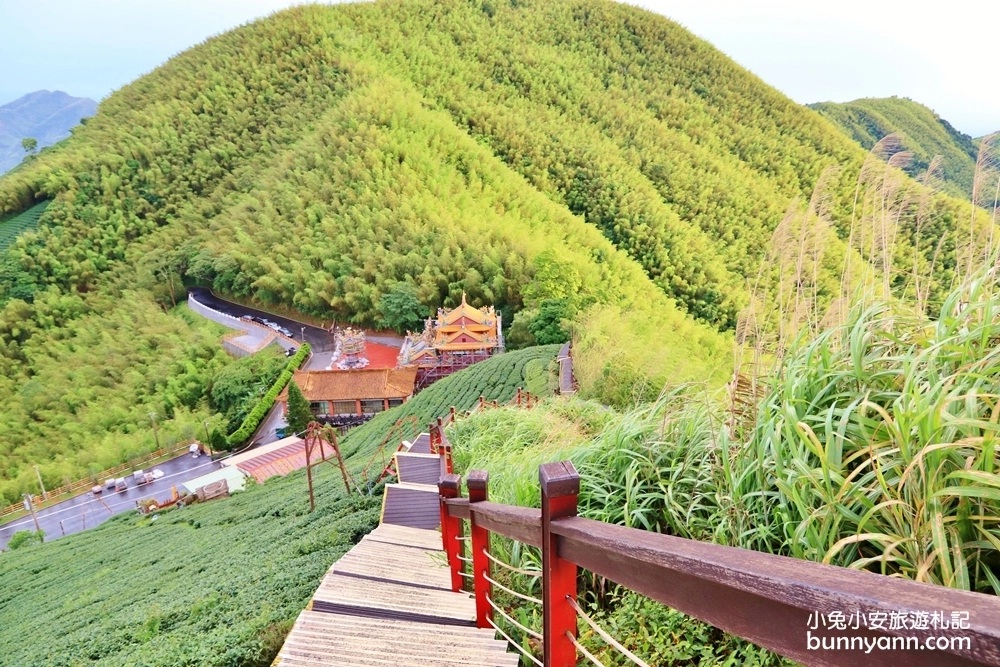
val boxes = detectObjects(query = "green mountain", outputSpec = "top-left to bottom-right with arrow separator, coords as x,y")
809,96 -> 986,200
0,0 -> 988,499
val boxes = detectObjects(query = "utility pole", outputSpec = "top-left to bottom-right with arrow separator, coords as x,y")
22,494 -> 42,539
34,465 -> 47,500
301,326 -> 306,341
149,411 -> 161,450
203,420 -> 214,457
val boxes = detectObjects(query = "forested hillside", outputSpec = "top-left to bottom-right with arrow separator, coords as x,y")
0,0 -> 992,497
810,97 -> 985,200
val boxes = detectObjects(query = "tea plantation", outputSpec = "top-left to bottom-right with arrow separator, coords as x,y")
0,346 -> 561,667
0,201 -> 47,251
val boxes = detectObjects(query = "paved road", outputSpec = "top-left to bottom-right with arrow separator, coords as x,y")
188,287 -> 341,353
0,452 -> 220,550
187,287 -> 404,359
253,402 -> 288,446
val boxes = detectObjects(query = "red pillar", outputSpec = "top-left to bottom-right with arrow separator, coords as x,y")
468,470 -> 492,629
540,461 -> 579,667
438,473 -> 463,593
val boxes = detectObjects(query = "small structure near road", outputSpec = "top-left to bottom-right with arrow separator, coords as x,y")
221,435 -> 312,483
181,466 -> 247,496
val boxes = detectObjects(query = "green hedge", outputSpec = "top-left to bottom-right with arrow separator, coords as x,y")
225,344 -> 310,447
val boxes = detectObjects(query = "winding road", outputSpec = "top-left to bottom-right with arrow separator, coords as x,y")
0,452 -> 217,550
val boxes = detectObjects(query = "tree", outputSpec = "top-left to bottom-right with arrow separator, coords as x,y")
377,282 -> 428,333
21,137 -> 37,154
285,380 -> 313,435
7,529 -> 44,549
527,299 -> 572,344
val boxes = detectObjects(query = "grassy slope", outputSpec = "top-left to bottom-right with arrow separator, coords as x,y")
810,97 -> 982,199
0,347 -> 560,667
0,201 -> 47,251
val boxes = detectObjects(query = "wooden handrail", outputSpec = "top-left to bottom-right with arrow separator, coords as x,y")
552,516 -> 1000,667
441,460 -> 1000,667
449,499 -> 542,548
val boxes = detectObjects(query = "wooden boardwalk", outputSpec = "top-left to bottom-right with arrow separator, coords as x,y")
275,436 -> 517,666
557,342 -> 576,395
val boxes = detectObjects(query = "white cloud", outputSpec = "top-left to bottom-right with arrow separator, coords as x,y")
634,0 -> 999,136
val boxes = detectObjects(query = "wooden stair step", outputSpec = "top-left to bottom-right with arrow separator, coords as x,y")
406,433 -> 432,454
395,451 -> 445,485
279,644 -> 517,667
290,610 -> 492,638
332,556 -> 452,590
381,484 -> 442,530
364,524 -> 443,550
313,574 -> 475,623
289,621 -> 508,651
277,611 -> 518,667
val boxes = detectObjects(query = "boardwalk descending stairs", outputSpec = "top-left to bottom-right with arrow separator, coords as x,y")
380,434 -> 445,530
406,433 -> 433,454
276,433 -> 515,666
277,524 -> 517,666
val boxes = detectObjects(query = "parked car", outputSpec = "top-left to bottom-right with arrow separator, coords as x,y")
133,470 -> 154,485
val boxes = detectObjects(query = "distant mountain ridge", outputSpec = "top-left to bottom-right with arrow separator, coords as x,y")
810,96 -> 991,200
0,90 -> 97,174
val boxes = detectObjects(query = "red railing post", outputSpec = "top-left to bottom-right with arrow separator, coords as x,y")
438,472 -> 464,593
467,470 -> 492,629
540,461 -> 580,667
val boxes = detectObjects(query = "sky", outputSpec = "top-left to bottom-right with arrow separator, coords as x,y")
0,0 -> 996,137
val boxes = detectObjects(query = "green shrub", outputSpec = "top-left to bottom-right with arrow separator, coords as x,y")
225,344 -> 310,448
6,530 -> 44,550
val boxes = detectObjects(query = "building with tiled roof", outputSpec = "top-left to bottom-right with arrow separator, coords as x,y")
397,293 -> 504,388
277,367 -> 417,419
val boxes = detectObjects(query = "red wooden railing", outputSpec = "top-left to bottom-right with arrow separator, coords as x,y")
433,454 -> 1000,665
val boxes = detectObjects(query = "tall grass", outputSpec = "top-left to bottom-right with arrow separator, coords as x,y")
445,268 -> 1000,667
569,270 -> 1000,594
738,267 -> 1000,592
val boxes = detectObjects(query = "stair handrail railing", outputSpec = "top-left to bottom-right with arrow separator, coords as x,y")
439,461 -> 1000,667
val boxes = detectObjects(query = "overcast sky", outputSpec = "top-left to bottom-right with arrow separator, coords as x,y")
0,0 -> 996,137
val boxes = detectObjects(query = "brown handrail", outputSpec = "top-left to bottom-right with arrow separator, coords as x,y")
552,516 -> 1000,667
442,461 -> 1000,667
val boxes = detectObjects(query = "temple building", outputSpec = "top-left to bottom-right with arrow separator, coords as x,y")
397,293 -> 504,389
277,367 -> 418,425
